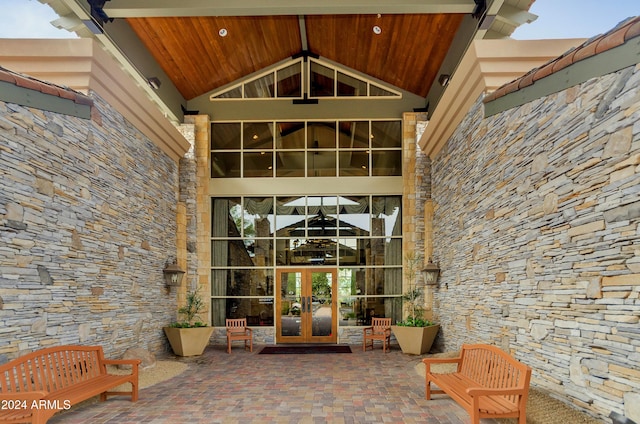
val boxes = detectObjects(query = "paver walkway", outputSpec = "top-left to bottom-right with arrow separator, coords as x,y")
49,344 -> 500,423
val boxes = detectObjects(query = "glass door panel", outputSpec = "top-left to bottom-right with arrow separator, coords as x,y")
278,270 -> 303,339
311,271 -> 333,337
276,268 -> 337,343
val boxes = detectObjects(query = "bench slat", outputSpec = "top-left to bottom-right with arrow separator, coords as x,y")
431,373 -> 519,414
46,374 -> 136,405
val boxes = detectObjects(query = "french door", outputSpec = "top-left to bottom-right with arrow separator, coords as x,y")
276,268 -> 337,343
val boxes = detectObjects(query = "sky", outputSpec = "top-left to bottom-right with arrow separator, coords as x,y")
511,0 -> 639,40
0,0 -> 638,39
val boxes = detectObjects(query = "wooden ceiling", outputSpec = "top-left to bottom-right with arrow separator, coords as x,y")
127,14 -> 465,100
44,0 -> 537,122
128,16 -> 301,100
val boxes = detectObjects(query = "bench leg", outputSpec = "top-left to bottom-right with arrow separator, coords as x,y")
131,381 -> 139,402
470,409 -> 480,424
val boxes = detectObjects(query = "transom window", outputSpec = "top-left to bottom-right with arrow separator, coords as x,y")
211,120 -> 402,178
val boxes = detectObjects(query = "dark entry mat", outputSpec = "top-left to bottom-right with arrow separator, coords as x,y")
259,345 -> 352,354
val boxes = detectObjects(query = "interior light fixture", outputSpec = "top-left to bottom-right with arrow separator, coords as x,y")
148,77 -> 161,90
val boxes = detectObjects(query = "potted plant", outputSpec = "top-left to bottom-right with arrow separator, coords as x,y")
391,252 -> 440,355
163,289 -> 215,356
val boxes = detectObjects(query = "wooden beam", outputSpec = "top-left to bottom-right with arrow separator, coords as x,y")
103,0 -> 475,18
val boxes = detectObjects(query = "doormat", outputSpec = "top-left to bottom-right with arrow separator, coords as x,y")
259,345 -> 352,354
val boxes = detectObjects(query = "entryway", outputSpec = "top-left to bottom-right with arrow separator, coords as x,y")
275,268 -> 337,343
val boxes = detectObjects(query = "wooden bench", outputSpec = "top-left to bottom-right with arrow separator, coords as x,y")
0,345 -> 140,424
423,344 -> 531,424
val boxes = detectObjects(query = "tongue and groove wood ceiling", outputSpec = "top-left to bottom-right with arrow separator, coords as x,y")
45,0 -> 535,116
126,13 -> 465,100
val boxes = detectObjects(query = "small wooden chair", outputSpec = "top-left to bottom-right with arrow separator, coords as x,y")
226,318 -> 253,354
363,317 -> 392,353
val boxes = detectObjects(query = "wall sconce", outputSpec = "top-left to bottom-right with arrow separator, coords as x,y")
163,260 -> 185,286
422,258 -> 440,285
438,74 -> 450,87
148,77 -> 161,90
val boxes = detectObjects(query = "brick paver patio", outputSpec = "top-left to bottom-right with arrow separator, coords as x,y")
48,344 -> 499,423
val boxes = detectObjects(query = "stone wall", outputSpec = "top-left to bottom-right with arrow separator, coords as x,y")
0,92 -> 180,361
429,65 -> 640,420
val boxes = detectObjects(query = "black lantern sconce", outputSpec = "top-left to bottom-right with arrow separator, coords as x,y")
163,260 -> 185,287
422,258 -> 440,285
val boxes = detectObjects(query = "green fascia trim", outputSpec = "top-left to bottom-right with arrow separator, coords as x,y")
0,82 -> 92,119
484,38 -> 640,117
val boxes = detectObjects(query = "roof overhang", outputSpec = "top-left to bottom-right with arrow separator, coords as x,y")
0,38 -> 190,161
101,0 -> 477,17
418,38 -> 587,158
41,0 -> 536,126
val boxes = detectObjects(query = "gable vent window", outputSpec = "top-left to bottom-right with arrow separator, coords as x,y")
211,58 -> 401,101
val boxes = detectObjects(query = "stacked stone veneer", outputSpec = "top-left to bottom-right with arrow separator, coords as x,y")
0,92 -> 180,361
402,112 -> 430,308
429,65 -> 640,420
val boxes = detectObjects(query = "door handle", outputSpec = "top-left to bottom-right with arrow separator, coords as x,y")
301,297 -> 306,313
307,296 -> 312,313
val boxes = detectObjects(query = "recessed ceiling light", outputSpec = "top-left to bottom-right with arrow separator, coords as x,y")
219,28 -> 228,37
373,25 -> 382,35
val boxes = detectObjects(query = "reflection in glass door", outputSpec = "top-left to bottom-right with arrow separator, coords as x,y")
276,268 -> 337,343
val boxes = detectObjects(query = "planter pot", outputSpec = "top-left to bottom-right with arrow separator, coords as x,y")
391,324 -> 440,355
163,326 -> 215,356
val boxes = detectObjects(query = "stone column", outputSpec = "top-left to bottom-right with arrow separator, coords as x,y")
182,115 -> 211,323
423,198 -> 435,320
402,112 -> 430,316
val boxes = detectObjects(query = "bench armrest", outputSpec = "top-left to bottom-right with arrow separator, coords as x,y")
466,387 -> 527,397
103,359 -> 141,366
423,357 -> 462,374
0,391 -> 48,402
103,358 -> 141,375
227,327 -> 252,334
422,357 -> 461,365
